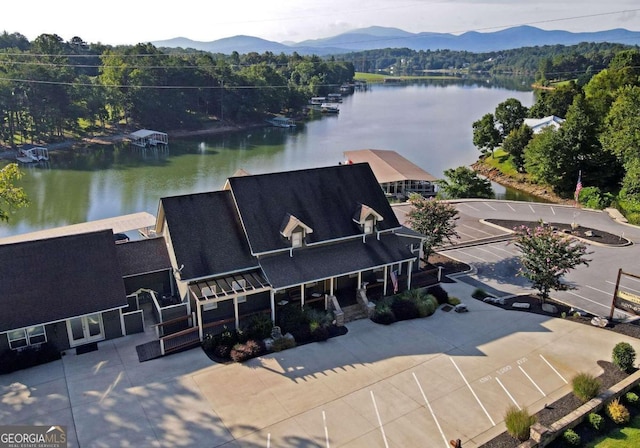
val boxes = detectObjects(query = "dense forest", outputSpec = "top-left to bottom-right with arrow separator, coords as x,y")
471,49 -> 640,223
0,32 -> 354,147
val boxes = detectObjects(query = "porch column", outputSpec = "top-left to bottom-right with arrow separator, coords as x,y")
407,260 -> 413,290
357,271 -> 362,289
169,271 -> 176,296
197,300 -> 204,341
300,285 -> 305,308
233,297 -> 240,329
270,290 -> 276,322
383,265 -> 388,296
330,277 -> 335,296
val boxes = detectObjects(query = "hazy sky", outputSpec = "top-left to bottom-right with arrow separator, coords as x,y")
3,1 -> 639,45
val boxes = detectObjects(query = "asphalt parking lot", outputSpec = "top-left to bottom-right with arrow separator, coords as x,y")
3,280 -> 640,448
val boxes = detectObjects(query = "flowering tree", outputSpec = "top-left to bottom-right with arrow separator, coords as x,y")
407,194 -> 459,262
513,223 -> 590,302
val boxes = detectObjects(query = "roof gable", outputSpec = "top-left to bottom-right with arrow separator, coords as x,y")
116,237 -> 171,277
160,190 -> 257,279
228,163 -> 401,254
0,230 -> 127,333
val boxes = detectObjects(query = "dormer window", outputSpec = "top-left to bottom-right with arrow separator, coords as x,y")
280,213 -> 313,248
353,204 -> 384,235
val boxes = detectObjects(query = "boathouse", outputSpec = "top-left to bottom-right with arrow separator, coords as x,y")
129,129 -> 168,148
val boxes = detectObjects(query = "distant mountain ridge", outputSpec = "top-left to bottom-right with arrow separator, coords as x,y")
152,25 -> 640,55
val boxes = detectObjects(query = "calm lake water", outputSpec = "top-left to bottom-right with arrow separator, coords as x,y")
1,80 -> 535,238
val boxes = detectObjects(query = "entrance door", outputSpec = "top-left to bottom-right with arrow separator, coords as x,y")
67,313 -> 104,347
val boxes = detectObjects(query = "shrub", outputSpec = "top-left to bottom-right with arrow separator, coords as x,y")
424,295 -> 437,316
277,304 -> 308,335
310,322 -> 330,342
230,340 -> 265,363
612,342 -> 636,372
504,406 -> 536,441
271,336 -> 296,352
572,372 -> 601,402
448,296 -> 461,306
562,428 -> 580,446
390,296 -> 420,321
472,288 -> 489,299
0,343 -> 61,374
625,391 -> 639,406
243,313 -> 273,341
371,303 -> 396,325
213,344 -> 232,359
606,398 -> 630,425
427,284 -> 449,305
588,412 -> 605,432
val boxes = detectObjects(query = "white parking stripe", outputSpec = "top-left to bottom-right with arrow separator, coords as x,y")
463,203 -> 479,211
506,203 -> 515,212
413,373 -> 449,448
322,411 -> 330,448
565,291 -> 611,310
450,249 -> 488,262
606,280 -> 640,295
457,229 -> 478,239
529,204 -> 535,213
539,355 -> 568,384
462,223 -> 494,236
450,358 -> 496,426
370,391 -> 390,448
495,377 -> 520,410
551,207 -> 556,215
519,366 -> 546,397
585,284 -> 614,296
485,202 -> 497,211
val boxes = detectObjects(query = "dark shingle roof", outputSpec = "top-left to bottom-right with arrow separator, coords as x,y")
115,237 -> 171,277
259,233 -> 415,289
160,190 -> 257,280
228,163 -> 401,254
0,230 -> 127,333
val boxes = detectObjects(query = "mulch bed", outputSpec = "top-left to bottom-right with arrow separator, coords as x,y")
485,219 -> 631,247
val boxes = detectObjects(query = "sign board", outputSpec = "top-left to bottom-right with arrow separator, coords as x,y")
614,290 -> 640,316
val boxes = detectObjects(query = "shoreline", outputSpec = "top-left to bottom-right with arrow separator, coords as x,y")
0,122 -> 264,161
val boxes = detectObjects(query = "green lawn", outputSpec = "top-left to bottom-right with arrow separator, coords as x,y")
585,414 -> 640,447
354,72 -> 460,82
480,148 -> 519,177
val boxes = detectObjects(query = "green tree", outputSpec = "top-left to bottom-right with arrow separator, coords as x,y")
494,98 -> 528,138
0,163 -> 29,222
439,166 -> 494,199
601,85 -> 640,166
407,195 -> 459,261
513,223 -> 590,302
528,82 -> 580,119
472,113 -> 501,157
502,124 -> 533,171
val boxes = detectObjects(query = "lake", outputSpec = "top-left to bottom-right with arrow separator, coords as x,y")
1,80 -> 534,238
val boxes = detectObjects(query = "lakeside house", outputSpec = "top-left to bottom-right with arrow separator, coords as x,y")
0,163 -> 427,361
523,115 -> 565,134
344,149 -> 438,199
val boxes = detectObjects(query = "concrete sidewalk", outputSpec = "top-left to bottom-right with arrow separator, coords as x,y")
2,280 -> 638,447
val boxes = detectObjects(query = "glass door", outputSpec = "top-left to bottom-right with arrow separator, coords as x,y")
67,313 -> 104,347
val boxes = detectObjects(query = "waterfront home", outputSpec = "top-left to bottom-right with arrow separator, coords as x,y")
156,163 -> 423,341
344,149 -> 438,199
523,115 -> 565,134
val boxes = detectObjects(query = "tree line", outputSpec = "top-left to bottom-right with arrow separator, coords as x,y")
472,49 -> 640,223
0,32 -> 355,147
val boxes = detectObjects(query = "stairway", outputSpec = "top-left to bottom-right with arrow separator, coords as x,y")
341,304 -> 369,323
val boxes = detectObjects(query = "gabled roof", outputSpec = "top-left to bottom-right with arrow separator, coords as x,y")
228,163 -> 401,254
343,150 -> 438,184
115,237 -> 171,277
159,190 -> 257,280
0,230 -> 127,333
523,115 -> 565,134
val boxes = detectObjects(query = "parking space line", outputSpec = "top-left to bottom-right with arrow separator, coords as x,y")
506,203 -> 515,212
476,247 -> 504,258
495,377 -> 520,410
488,245 -> 517,255
457,229 -> 478,239
529,204 -> 535,213
462,223 -> 494,236
565,291 -> 611,310
322,410 -> 330,448
585,284 -> 614,296
450,249 -> 488,262
370,391 -> 390,448
551,207 -> 556,215
539,355 -> 568,384
606,280 -> 640,295
450,357 -> 496,426
519,366 -> 546,397
484,202 -> 497,211
463,203 -> 479,211
413,373 -> 449,448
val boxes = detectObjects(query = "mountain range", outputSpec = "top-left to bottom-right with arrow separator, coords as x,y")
152,25 -> 640,55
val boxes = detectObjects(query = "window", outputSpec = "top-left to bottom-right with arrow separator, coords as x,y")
291,231 -> 303,248
7,325 -> 46,350
232,279 -> 247,303
202,301 -> 218,311
364,218 -> 374,235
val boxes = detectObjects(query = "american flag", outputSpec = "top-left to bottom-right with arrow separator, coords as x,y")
574,171 -> 582,202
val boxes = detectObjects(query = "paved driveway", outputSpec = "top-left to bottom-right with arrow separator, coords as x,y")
3,280 -> 639,448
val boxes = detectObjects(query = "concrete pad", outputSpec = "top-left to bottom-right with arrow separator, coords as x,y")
0,377 -> 70,425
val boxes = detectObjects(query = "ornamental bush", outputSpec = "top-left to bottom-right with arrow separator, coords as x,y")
390,296 -> 420,321
230,339 -> 264,363
606,398 -> 630,425
625,391 -> 639,406
612,342 -> 636,372
504,406 -> 536,441
371,302 -> 396,325
572,372 -> 601,402
562,428 -> 580,446
427,284 -> 449,305
588,412 -> 605,432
